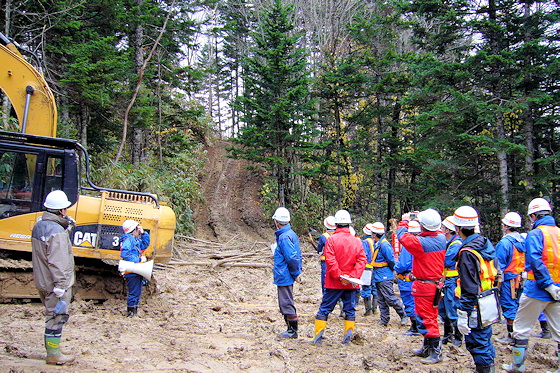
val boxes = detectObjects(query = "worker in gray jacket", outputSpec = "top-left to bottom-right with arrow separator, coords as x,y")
31,190 -> 76,366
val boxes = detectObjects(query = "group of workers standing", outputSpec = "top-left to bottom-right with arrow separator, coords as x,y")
271,197 -> 560,373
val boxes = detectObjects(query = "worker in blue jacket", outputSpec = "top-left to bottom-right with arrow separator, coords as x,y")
504,198 -> 560,373
394,220 -> 420,335
495,212 -> 525,346
120,219 -> 151,317
370,222 -> 407,327
439,216 -> 463,347
272,207 -> 302,339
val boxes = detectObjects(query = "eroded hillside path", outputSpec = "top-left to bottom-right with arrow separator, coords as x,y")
192,139 -> 272,243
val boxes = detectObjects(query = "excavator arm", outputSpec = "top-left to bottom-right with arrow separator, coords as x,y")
0,32 -> 57,137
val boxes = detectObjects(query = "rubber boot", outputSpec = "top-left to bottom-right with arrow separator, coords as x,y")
451,324 -> 463,347
278,315 -> 298,339
342,320 -> 355,344
310,318 -> 327,345
412,337 -> 430,357
503,340 -> 528,372
363,297 -> 373,316
45,335 -> 75,365
127,306 -> 138,317
533,320 -> 551,339
403,316 -> 421,336
498,323 -> 515,345
475,365 -> 496,373
422,337 -> 443,364
371,295 -> 378,314
441,319 -> 454,344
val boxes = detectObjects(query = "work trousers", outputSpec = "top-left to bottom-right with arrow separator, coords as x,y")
317,288 -> 357,320
512,293 -> 560,341
125,273 -> 143,307
320,261 -> 326,295
499,279 -> 520,321
375,280 -> 405,324
465,324 -> 495,367
415,293 -> 440,337
39,288 -> 72,333
277,284 -> 297,316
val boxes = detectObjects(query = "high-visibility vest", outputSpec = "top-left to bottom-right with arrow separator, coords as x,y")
365,237 -> 375,268
319,232 -> 331,261
527,226 -> 560,282
371,238 -> 389,268
443,239 -> 461,277
503,241 -> 525,275
455,248 -> 497,297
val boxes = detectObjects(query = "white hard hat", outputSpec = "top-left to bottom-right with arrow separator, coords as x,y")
408,220 -> 421,234
502,212 -> 522,228
451,206 -> 479,227
334,209 -> 352,224
324,216 -> 336,230
363,223 -> 375,235
371,222 -> 385,234
44,190 -> 72,209
272,207 -> 290,223
122,219 -> 139,234
441,216 -> 456,231
418,208 -> 441,231
527,198 -> 551,215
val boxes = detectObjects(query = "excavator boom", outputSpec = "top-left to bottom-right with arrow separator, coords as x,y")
0,32 -> 57,137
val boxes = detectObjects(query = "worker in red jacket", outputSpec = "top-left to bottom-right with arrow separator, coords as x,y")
397,209 -> 446,364
310,209 -> 367,345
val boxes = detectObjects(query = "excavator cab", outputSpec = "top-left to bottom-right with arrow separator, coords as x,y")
0,131 -> 79,219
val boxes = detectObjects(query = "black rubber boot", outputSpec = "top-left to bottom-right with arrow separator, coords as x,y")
403,317 -> 421,336
278,316 -> 298,339
533,320 -> 551,339
422,337 -> 443,364
441,319 -> 454,344
127,306 -> 138,317
497,323 -> 515,345
452,324 -> 463,347
475,365 -> 496,373
371,295 -> 378,314
412,337 -> 430,357
363,297 -> 373,316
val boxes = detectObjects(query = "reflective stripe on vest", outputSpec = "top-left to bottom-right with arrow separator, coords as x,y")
503,243 -> 525,275
365,237 -> 375,268
443,239 -> 462,277
455,248 -> 497,297
371,238 -> 388,268
527,226 -> 560,282
320,232 -> 331,261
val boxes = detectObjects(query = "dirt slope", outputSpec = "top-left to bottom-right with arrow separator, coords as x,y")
192,139 -> 272,242
0,140 -> 558,372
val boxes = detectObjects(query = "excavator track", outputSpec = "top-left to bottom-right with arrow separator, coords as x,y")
0,250 -> 158,302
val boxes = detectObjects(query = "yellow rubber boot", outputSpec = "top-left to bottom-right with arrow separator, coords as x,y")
310,319 -> 327,345
342,320 -> 355,344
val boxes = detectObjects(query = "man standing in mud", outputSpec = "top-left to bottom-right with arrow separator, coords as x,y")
31,190 -> 76,365
310,209 -> 367,345
272,207 -> 302,339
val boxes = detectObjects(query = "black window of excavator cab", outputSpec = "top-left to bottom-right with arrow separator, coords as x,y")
0,150 -> 36,218
44,156 -> 63,194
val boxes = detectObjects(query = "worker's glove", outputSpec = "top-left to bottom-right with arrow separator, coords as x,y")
457,309 -> 471,336
53,287 -> 65,298
140,256 -> 147,263
545,284 -> 560,301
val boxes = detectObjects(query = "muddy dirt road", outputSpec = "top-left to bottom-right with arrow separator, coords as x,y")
0,140 -> 558,372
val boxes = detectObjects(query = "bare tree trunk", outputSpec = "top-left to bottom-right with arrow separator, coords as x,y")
115,0 -> 175,163
2,0 -> 13,129
80,105 -> 88,149
496,115 -> 509,213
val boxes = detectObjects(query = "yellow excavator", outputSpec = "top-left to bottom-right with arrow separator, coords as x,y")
0,32 -> 176,300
